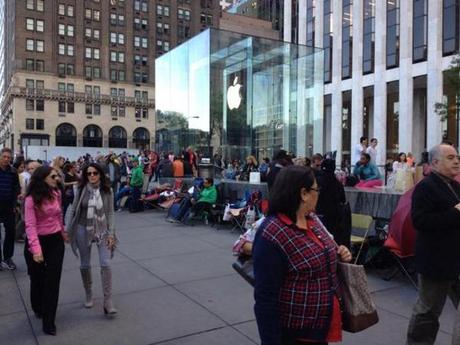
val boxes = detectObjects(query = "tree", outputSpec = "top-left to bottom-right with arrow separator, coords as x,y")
434,53 -> 460,122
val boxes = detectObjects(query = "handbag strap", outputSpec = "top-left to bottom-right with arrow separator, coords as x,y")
354,221 -> 373,265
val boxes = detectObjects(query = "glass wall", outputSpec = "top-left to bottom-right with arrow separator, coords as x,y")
443,71 -> 459,147
363,86 -> 374,140
306,0 -> 315,47
155,28 -> 324,163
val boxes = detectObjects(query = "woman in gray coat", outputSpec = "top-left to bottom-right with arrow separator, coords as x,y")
65,163 -> 117,316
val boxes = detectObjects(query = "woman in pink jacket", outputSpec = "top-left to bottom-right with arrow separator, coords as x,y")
24,166 -> 67,336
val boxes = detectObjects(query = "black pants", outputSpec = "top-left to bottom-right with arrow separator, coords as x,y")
129,186 -> 143,212
0,209 -> 16,261
192,202 -> 212,216
24,232 -> 65,329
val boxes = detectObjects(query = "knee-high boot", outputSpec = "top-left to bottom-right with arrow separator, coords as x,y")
79,268 -> 94,308
101,267 -> 117,316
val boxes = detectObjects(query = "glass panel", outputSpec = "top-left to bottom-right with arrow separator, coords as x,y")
155,28 -> 324,163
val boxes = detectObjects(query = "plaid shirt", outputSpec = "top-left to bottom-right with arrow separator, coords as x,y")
253,214 -> 339,344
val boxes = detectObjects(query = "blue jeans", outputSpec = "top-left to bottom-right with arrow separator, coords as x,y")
115,186 -> 131,210
76,225 -> 111,268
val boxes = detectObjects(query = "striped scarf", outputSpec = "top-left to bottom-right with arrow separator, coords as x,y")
86,184 -> 108,244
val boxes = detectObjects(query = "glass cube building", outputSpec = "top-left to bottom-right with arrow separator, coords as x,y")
155,28 -> 323,162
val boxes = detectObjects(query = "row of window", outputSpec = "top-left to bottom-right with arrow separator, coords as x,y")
26,118 -> 44,130
26,0 -> 44,12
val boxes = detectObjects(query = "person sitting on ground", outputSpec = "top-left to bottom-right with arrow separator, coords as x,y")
238,155 -> 259,181
353,153 -> 383,188
190,178 -> 217,218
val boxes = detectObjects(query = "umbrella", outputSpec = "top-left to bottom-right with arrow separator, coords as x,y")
384,187 -> 416,257
385,173 -> 460,257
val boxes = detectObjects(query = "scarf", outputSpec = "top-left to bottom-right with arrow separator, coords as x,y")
86,184 -> 109,245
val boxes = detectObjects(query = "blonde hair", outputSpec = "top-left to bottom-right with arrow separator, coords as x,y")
246,155 -> 257,166
51,156 -> 64,172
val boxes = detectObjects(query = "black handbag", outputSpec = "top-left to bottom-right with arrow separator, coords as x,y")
232,255 -> 255,286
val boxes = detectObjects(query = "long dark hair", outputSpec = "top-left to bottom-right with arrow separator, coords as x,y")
268,165 -> 315,223
79,163 -> 111,193
26,166 -> 58,206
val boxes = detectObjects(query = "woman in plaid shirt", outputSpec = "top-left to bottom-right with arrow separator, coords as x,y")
253,165 -> 352,345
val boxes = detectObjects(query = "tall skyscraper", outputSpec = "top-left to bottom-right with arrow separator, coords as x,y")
0,0 -> 220,152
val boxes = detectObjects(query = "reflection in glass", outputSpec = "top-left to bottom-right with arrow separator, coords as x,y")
413,0 -> 427,62
386,0 -> 400,69
386,81 -> 399,158
155,28 -> 324,163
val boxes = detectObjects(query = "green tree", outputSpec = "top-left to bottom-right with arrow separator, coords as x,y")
435,53 -> 460,122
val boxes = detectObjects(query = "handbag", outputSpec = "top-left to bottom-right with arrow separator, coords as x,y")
336,210 -> 379,333
337,261 -> 379,332
232,255 -> 255,287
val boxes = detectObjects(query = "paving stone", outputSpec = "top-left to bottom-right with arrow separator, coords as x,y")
158,326 -> 257,345
0,312 -> 36,345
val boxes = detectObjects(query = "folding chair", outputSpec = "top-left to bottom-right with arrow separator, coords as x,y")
383,251 -> 418,289
227,207 -> 247,233
350,213 -> 374,264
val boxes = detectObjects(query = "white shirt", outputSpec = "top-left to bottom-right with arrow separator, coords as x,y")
353,144 -> 366,166
366,146 -> 377,165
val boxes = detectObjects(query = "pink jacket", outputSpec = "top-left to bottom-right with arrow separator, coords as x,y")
25,191 -> 64,255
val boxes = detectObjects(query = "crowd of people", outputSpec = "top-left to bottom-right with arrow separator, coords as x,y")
0,140 -> 459,344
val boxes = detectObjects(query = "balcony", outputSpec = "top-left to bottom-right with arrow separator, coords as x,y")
5,86 -> 155,109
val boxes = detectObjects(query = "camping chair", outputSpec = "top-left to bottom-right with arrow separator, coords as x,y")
350,213 -> 374,264
227,207 -> 248,233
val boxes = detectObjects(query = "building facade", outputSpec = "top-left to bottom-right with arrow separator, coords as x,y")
281,0 -> 460,167
0,0 -> 220,153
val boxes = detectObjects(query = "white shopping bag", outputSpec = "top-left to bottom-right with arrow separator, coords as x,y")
223,203 -> 232,221
249,172 -> 261,184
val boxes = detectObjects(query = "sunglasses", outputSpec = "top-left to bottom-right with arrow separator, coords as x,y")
87,171 -> 100,176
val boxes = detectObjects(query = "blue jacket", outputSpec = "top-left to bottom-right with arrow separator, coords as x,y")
353,162 -> 381,181
0,165 -> 20,210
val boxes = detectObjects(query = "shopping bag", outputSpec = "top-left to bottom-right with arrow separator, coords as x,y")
249,172 -> 261,184
222,203 -> 232,221
337,261 -> 379,333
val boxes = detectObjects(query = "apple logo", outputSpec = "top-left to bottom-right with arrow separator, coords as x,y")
227,76 -> 242,110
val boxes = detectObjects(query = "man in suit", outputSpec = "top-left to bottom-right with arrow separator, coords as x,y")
407,144 -> 460,345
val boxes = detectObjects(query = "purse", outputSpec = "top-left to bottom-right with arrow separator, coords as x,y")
337,261 -> 379,332
336,210 -> 379,333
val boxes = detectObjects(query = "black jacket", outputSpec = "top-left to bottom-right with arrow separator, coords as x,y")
411,172 -> 460,280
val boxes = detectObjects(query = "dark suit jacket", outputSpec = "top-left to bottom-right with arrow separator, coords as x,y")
411,172 -> 460,280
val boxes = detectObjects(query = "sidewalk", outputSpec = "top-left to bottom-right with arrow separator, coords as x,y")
0,210 -> 455,345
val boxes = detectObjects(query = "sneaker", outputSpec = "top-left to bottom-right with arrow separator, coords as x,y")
3,259 -> 16,270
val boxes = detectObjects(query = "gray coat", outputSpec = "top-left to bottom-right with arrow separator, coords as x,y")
65,185 -> 115,256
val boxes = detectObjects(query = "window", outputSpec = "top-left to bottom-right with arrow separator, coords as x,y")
58,83 -> 66,92
342,0 -> 353,80
111,69 -> 117,81
142,73 -> 148,83
58,4 -> 65,15
26,79 -> 35,89
36,20 -> 44,32
111,51 -> 117,62
26,39 -> 34,51
442,0 -> 459,55
94,104 -> 100,115
59,44 -> 66,55
93,29 -> 100,39
118,15 -> 125,25
67,64 -> 74,75
363,0 -> 375,74
142,56 -> 148,66
85,28 -> 92,38
119,52 -> 125,63
26,59 -> 34,71
118,33 -> 124,44
111,106 -> 118,117
68,45 -> 74,56
67,5 -> 74,17
134,36 -> 140,47
59,23 -> 65,35
58,63 -> 66,75
141,38 -> 148,48
36,40 -> 44,52
93,86 -> 100,96
111,13 -> 117,25
156,4 -> 163,15
85,66 -> 92,78
164,6 -> 170,17
119,106 -> 126,117
134,72 -> 141,83
67,102 -> 74,113
27,0 -> 34,10
36,100 -> 44,111
135,0 -> 141,11
36,0 -> 44,11
36,60 -> 44,72
86,103 -> 92,115
26,18 -> 34,31
36,119 -> 45,130
59,101 -> 66,113
36,80 -> 44,89
85,47 -> 92,59
413,0 -> 428,62
85,85 -> 92,95
94,48 -> 100,60
323,0 -> 333,83
141,0 -> 148,12
157,22 -> 163,34
142,19 -> 148,29
26,118 -> 34,130
67,25 -> 74,37
386,0 -> 400,69
85,8 -> 92,19
93,10 -> 100,21
119,70 -> 125,81
93,67 -> 101,79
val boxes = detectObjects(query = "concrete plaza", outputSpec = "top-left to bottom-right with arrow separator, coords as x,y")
0,210 -> 455,345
